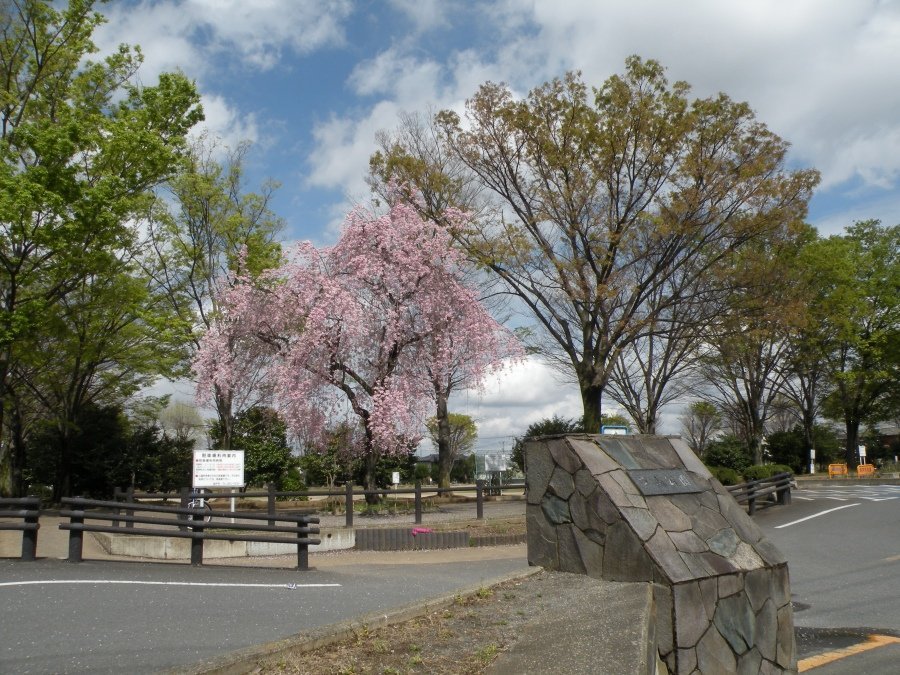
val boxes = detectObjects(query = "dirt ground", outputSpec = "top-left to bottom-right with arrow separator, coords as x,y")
252,570 -> 552,675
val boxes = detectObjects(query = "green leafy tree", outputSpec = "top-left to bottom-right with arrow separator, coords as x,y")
814,221 -> 900,466
146,139 -> 283,450
0,0 -> 202,495
425,412 -> 477,486
375,57 -> 818,433
703,434 -> 753,474
209,406 -> 296,488
26,402 -> 193,498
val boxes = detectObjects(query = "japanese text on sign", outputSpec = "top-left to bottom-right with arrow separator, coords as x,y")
193,450 -> 245,488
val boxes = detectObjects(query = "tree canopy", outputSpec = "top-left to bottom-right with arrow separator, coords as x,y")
373,57 -> 819,432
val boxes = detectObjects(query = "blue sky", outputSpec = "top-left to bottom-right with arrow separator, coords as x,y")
97,0 -> 900,449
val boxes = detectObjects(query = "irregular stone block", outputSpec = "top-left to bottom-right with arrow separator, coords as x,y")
573,525 -> 604,578
737,647 -> 763,675
549,466 -> 575,500
746,568 -> 773,612
674,581 -> 708,648
670,530 -> 708,553
646,529 -> 693,583
589,486 -> 621,525
648,496 -> 693,532
654,583 -> 675,658
714,593 -> 756,654
707,528 -> 740,558
696,624 -> 737,674
597,471 -> 633,508
699,577 -> 718,621
557,523 -> 587,575
693,507 -> 732,539
732,541 -> 765,571
621,506 -> 659,541
604,520 -> 655,582
596,437 -> 642,469
574,468 -> 596,497
548,439 -> 582,474
699,551 -> 740,575
525,442 -> 554,505
680,552 -> 716,579
755,598 -> 777,662
756,537 -> 788,566
772,564 -> 791,608
776,603 -> 796,669
677,648 -> 698,674
718,573 -> 743,599
541,493 -> 572,525
570,438 -> 619,475
526,503 -> 558,568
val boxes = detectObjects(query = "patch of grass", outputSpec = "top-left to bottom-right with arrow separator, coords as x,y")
475,587 -> 493,599
476,644 -> 499,665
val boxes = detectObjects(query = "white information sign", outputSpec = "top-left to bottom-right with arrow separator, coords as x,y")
193,450 -> 245,488
858,445 -> 867,459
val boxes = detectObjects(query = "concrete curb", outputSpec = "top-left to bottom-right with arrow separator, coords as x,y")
164,566 -> 544,675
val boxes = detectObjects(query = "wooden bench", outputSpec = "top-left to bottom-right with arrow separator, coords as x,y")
828,463 -> 848,478
856,463 -> 875,477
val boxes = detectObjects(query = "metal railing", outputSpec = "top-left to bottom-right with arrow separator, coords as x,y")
726,472 -> 793,516
0,497 -> 40,560
114,480 -> 523,528
59,497 -> 320,569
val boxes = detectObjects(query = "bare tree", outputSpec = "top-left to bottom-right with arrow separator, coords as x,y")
680,401 -> 722,459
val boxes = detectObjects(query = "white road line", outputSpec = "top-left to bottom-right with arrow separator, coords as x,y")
775,503 -> 860,529
871,497 -> 898,502
0,580 -> 341,589
825,497 -> 848,501
793,496 -> 814,501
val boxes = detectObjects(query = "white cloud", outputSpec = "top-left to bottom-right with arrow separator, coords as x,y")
194,93 -> 260,150
387,0 -> 452,34
96,0 -> 353,81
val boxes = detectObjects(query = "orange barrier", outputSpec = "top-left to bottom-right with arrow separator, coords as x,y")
856,463 -> 875,477
828,463 -> 848,478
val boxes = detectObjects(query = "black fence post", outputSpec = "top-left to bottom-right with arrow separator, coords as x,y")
190,520 -> 204,566
297,527 -> 309,570
67,507 -> 84,563
125,486 -> 135,529
21,500 -> 39,561
178,487 -> 190,531
414,481 -> 422,525
267,483 -> 276,528
476,480 -> 484,520
345,482 -> 354,528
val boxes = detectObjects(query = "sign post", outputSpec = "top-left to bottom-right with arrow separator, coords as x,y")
193,450 -> 245,520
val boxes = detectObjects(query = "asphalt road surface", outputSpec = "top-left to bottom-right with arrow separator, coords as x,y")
756,484 -> 900,673
0,550 -> 530,674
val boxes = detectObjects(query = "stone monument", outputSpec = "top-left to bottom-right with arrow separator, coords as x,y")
525,434 -> 795,674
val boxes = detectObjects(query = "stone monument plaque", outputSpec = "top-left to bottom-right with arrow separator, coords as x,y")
628,468 -> 702,496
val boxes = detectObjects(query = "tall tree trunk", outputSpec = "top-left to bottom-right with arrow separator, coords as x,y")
10,400 -> 27,497
580,383 -> 605,434
214,385 -> 233,450
362,425 -> 381,506
844,418 -> 861,468
435,390 -> 453,489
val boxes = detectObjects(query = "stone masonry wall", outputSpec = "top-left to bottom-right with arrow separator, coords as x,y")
525,434 -> 796,674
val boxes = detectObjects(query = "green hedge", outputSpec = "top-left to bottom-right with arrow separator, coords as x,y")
742,464 -> 794,481
708,466 -> 742,486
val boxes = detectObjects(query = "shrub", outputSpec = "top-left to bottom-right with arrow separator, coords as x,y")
704,435 -> 753,473
708,466 -> 742,485
743,464 -> 794,481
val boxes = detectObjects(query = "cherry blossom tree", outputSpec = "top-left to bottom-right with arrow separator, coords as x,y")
195,202 -> 520,499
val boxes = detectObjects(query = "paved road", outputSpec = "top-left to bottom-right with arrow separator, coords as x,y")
756,484 -> 900,673
0,547 -> 530,674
